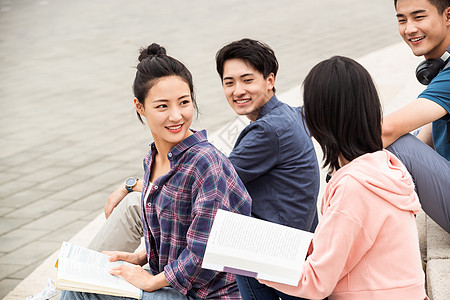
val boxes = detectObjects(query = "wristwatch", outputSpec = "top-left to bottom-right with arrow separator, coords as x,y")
125,177 -> 139,192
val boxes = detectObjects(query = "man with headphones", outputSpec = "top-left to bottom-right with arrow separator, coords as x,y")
382,0 -> 450,233
384,0 -> 450,158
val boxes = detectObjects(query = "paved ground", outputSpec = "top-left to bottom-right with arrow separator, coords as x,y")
0,0 -> 408,297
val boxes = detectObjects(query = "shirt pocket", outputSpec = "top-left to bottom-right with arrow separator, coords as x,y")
158,185 -> 193,226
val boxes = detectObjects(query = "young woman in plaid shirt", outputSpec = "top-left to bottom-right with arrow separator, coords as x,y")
60,44 -> 251,300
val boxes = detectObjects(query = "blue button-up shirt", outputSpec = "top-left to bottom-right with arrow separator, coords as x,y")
228,95 -> 320,232
141,130 -> 251,299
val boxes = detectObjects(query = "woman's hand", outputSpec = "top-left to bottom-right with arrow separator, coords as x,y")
106,250 -> 169,292
104,179 -> 143,218
104,250 -> 147,266
257,278 -> 296,293
109,264 -> 170,292
109,264 -> 161,292
307,240 -> 314,256
104,183 -> 129,218
257,279 -> 275,288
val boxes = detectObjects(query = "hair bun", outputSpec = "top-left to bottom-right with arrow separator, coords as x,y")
138,43 -> 167,62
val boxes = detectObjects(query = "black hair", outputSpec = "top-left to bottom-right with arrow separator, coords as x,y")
133,43 -> 198,123
215,38 -> 279,92
302,56 -> 383,172
394,0 -> 450,14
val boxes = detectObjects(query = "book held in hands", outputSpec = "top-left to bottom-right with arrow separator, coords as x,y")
202,209 -> 314,286
55,241 -> 142,299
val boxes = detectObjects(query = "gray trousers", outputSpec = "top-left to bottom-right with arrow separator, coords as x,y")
387,133 -> 450,233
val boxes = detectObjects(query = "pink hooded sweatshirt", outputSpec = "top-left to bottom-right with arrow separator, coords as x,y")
266,150 -> 427,299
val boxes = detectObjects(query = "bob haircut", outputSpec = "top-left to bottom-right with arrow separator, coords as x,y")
215,38 -> 279,92
133,43 -> 198,123
394,0 -> 450,14
302,56 -> 383,172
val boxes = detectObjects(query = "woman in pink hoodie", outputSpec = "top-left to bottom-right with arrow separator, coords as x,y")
260,56 -> 427,299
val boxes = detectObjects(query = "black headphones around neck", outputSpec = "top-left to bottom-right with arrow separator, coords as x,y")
416,46 -> 450,85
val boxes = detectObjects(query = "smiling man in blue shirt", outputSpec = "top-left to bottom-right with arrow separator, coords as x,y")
381,0 -> 450,234
215,38 -> 320,300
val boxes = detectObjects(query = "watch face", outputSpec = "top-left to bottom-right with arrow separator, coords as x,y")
126,177 -> 136,186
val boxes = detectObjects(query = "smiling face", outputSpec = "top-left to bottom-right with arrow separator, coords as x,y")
396,0 -> 450,59
222,58 -> 275,122
135,76 -> 193,150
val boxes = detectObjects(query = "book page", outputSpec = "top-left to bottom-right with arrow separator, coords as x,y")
202,209 -> 313,285
56,242 -> 142,298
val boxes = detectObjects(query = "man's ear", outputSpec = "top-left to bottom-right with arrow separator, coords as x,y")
134,98 -> 144,115
266,73 -> 275,90
446,6 -> 450,25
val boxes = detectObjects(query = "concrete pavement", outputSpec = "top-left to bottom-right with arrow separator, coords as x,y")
1,0 -> 448,299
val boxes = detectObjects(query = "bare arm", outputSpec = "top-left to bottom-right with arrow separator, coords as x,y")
382,98 -> 446,148
104,179 -> 143,218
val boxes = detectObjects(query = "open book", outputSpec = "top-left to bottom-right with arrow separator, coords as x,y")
55,241 -> 143,299
202,209 -> 314,286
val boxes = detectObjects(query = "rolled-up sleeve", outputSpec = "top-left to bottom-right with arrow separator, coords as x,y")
164,154 -> 251,294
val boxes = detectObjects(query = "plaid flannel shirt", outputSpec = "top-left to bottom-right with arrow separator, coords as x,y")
141,130 -> 251,299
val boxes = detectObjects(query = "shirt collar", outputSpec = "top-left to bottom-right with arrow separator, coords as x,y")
149,129 -> 208,159
256,94 -> 280,120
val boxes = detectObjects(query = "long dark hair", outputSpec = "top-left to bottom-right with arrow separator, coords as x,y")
302,56 -> 383,172
133,43 -> 198,123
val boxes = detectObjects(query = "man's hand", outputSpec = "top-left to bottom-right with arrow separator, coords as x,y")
416,122 -> 435,148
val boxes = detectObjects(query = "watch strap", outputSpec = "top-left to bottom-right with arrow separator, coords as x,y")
125,177 -> 138,192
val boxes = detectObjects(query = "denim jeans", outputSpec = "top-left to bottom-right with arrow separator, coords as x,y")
60,287 -> 198,300
235,275 -> 309,300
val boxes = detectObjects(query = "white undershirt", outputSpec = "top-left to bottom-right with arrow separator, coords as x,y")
144,182 -> 152,202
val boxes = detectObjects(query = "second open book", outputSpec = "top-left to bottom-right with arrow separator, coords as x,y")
202,209 -> 314,286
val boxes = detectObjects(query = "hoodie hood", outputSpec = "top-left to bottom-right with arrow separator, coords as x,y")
325,150 -> 421,214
